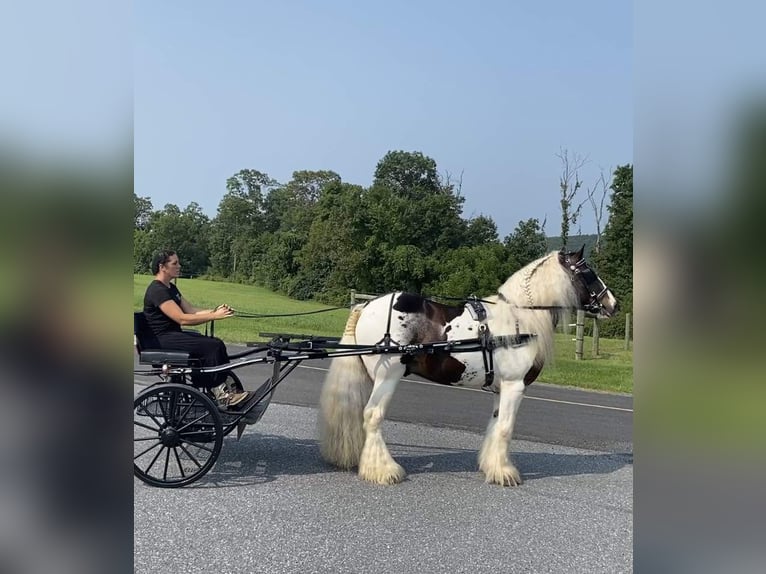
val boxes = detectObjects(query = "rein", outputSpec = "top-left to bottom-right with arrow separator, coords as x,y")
429,294 -> 497,305
234,306 -> 346,319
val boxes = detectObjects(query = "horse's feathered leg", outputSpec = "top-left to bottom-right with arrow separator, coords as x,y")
479,379 -> 525,486
318,307 -> 372,469
357,357 -> 407,485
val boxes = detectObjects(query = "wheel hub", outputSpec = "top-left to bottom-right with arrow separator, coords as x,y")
160,427 -> 181,447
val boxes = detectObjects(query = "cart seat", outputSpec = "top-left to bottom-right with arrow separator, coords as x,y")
134,311 -> 197,367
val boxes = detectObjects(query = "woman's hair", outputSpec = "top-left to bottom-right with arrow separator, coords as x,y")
150,250 -> 176,275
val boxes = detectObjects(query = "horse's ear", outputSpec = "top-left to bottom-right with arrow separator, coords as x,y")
576,244 -> 585,260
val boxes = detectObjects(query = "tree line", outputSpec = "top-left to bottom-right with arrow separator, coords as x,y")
134,150 -> 632,336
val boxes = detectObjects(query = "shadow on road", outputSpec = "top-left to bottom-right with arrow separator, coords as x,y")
184,433 -> 632,489
390,442 -> 632,481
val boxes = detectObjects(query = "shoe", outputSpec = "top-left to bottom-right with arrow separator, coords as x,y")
213,385 -> 249,409
226,390 -> 249,407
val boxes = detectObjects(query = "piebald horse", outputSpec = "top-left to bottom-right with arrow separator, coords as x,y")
318,247 -> 619,486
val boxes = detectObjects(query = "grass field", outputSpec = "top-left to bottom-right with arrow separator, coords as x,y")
134,275 -> 633,394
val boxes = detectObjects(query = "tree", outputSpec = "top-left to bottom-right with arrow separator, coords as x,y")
296,181 -> 368,302
134,193 -> 153,230
593,164 -> 633,336
263,170 -> 340,232
585,168 -> 611,254
134,228 -> 154,273
426,243 -> 513,298
556,149 -> 589,249
504,217 -> 548,268
464,215 -> 499,246
254,170 -> 342,292
134,193 -> 156,272
208,169 -> 277,278
373,150 -> 440,199
140,202 -> 212,277
362,151 -> 468,292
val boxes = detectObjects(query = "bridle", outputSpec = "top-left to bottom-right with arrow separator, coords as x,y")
560,252 -> 610,315
495,252 -> 610,315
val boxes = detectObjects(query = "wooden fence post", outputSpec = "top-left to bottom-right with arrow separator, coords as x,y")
349,291 -> 380,306
625,313 -> 632,350
592,318 -> 600,357
575,309 -> 585,360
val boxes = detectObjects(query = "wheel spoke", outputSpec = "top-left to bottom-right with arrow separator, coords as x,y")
181,440 -> 215,453
155,392 -> 170,421
176,394 -> 197,422
179,444 -> 203,469
177,412 -> 214,434
162,446 -> 171,480
136,403 -> 164,430
134,440 -> 162,460
144,444 -> 165,474
178,429 -> 214,438
172,447 -> 186,479
167,389 -> 180,425
134,420 -> 160,433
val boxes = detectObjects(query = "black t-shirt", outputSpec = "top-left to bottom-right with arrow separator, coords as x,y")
143,280 -> 183,336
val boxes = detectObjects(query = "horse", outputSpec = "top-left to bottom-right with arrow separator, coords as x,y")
317,246 -> 619,486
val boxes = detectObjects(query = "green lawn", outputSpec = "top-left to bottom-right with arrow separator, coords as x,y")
541,333 -> 633,394
134,275 -> 351,342
134,275 -> 633,394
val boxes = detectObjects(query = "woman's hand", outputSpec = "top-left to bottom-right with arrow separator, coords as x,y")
213,304 -> 235,319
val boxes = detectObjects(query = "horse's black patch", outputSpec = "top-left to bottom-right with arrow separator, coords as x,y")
406,354 -> 466,385
393,293 -> 425,314
393,293 -> 464,325
444,325 -> 452,333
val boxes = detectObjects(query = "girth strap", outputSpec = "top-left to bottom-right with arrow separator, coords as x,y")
377,293 -> 399,348
480,319 -> 538,394
479,324 -> 495,391
467,298 -> 496,392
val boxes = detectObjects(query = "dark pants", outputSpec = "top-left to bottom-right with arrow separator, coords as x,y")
156,331 -> 229,388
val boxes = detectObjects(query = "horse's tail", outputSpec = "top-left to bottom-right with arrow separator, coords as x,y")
318,304 -> 372,469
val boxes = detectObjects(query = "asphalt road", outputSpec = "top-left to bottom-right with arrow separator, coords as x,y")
134,347 -> 633,573
260,362 -> 632,455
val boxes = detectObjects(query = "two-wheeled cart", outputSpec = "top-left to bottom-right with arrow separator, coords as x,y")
133,313 -> 491,488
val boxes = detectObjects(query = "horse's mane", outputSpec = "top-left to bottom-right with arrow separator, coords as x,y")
489,251 -> 579,365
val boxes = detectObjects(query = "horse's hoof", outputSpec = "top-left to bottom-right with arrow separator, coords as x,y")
359,463 -> 406,485
484,465 -> 523,487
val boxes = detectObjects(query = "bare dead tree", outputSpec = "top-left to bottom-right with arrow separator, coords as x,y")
556,148 -> 589,249
443,169 -> 464,196
586,167 -> 612,254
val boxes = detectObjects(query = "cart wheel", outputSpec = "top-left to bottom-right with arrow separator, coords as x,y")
134,383 -> 223,488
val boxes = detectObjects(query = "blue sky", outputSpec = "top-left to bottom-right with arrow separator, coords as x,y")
135,1 -> 632,238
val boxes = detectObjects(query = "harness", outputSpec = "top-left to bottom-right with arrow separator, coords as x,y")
470,298 -> 536,393
378,294 -> 535,394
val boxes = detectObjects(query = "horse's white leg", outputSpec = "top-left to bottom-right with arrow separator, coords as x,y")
479,379 -> 525,486
357,359 -> 406,485
317,353 -> 372,469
